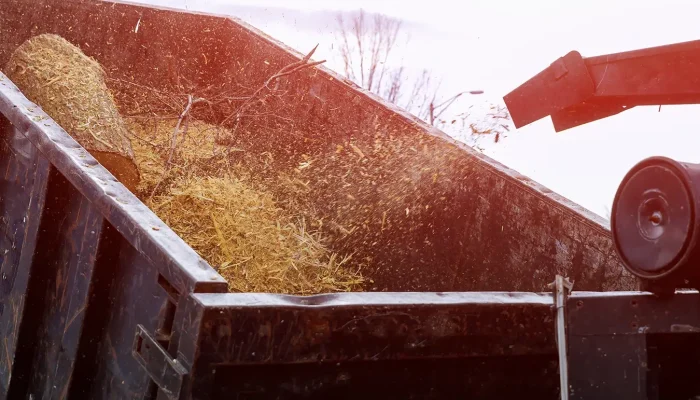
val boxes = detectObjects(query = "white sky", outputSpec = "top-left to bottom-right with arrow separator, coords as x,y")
135,0 -> 700,219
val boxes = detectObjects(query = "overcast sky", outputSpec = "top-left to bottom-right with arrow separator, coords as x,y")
132,0 -> 700,219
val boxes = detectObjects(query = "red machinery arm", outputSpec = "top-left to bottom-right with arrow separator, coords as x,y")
503,39 -> 700,132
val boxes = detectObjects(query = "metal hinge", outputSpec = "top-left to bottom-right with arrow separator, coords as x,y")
548,275 -> 573,400
132,324 -> 188,400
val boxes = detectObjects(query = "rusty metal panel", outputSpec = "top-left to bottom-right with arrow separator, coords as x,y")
86,240 -> 184,399
0,114 -> 51,397
567,291 -> 700,400
9,174 -> 107,400
172,292 -> 559,399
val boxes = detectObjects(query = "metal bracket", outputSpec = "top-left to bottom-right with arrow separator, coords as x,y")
132,324 -> 187,400
504,39 -> 700,132
548,275 -> 573,400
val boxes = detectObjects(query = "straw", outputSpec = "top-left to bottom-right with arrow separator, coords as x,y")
4,34 -> 140,191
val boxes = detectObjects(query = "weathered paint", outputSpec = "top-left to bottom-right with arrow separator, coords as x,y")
0,114 -> 52,397
176,291 -> 559,399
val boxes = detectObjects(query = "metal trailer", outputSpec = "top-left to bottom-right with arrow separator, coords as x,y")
0,1 -> 579,398
0,56 -> 560,400
0,0 -> 696,399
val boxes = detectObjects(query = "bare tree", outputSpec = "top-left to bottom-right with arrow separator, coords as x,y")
334,9 -> 443,124
334,9 -> 513,145
336,9 -> 400,95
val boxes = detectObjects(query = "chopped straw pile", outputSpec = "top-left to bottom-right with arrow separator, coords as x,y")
127,118 -> 363,294
4,34 -> 363,295
149,175 -> 358,294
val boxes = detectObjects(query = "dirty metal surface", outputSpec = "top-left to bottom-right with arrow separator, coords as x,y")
86,237 -> 184,399
0,0 -> 633,293
0,115 -> 51,397
8,170 -> 105,399
172,292 -> 559,399
8,212 -> 181,400
567,291 -> 700,400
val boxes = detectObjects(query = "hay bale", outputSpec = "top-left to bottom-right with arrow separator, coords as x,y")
148,176 -> 363,294
4,34 -> 140,191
